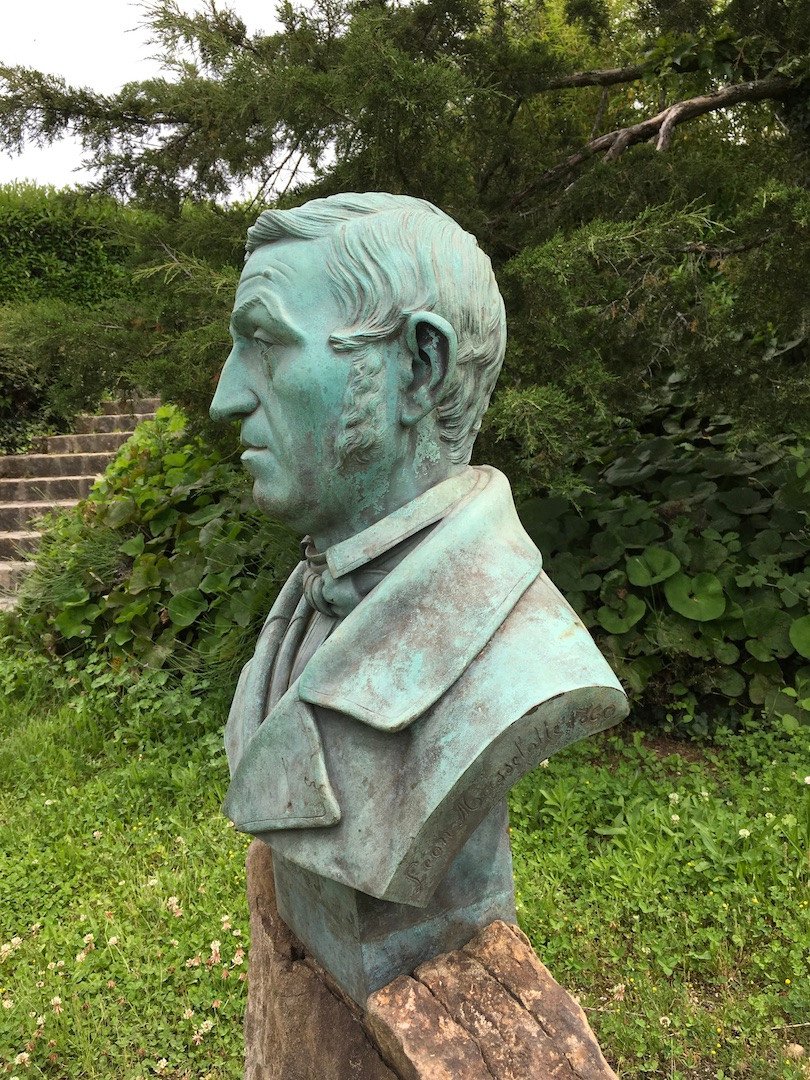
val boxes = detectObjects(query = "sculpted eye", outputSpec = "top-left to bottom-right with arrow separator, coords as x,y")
253,331 -> 276,365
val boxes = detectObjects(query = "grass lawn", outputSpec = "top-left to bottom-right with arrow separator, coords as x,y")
0,654 -> 807,1078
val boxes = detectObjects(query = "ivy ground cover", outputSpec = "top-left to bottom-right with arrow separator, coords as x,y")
0,654 -> 807,1079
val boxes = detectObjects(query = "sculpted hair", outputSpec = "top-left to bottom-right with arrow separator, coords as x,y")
246,193 -> 506,465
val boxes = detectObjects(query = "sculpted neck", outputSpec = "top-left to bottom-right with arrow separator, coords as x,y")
309,441 -> 465,552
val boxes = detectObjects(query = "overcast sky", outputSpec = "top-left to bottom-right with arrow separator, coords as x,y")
0,0 -> 280,189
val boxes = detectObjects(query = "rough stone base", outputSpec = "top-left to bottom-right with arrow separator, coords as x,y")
245,840 -> 617,1080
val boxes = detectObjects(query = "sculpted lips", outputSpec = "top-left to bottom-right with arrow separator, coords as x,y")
240,433 -> 272,474
240,429 -> 270,451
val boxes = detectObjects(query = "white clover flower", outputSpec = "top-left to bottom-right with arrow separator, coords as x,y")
659,1016 -> 671,1028
804,776 -> 810,785
3,998 -> 14,1009
108,936 -> 119,947
166,896 -> 183,918
739,828 -> 751,839
14,1052 -> 30,1066
183,1008 -> 194,1019
671,814 -> 680,823
668,793 -> 680,805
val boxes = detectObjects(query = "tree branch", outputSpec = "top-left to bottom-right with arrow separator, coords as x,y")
541,63 -> 647,90
681,235 -> 770,259
533,53 -> 708,94
508,77 -> 796,211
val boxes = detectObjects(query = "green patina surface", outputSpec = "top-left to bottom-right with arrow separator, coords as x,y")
210,193 -> 628,1003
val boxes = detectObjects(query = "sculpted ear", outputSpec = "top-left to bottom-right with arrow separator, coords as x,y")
401,312 -> 458,427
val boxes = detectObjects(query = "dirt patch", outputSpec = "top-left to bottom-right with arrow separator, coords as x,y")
641,733 -> 709,763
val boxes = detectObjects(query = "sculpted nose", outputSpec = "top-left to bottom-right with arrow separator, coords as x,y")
210,349 -> 259,422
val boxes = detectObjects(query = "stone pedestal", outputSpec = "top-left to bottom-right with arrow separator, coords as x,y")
244,841 -> 618,1080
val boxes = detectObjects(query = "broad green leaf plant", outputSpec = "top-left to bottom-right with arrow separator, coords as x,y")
518,378 -> 810,736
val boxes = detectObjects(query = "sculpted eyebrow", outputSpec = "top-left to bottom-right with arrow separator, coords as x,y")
230,296 -> 301,341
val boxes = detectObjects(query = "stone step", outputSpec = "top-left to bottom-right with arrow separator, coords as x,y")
0,475 -> 98,501
73,412 -> 155,434
0,500 -> 78,531
0,531 -> 39,560
36,430 -> 134,455
0,452 -> 116,479
0,560 -> 29,594
99,397 -> 160,415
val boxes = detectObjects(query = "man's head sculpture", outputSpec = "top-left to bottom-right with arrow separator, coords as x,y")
210,193 -> 506,547
210,191 -> 627,1006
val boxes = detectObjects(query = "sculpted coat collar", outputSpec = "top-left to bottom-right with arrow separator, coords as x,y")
300,465 -> 540,730
223,466 -> 543,830
300,467 -> 479,619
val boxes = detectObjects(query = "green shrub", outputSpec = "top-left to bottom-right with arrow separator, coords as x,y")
0,186 -> 248,447
0,297 -> 163,450
485,187 -> 810,497
0,183 -> 136,305
15,407 -> 298,684
0,184 -> 156,445
519,378 -> 810,735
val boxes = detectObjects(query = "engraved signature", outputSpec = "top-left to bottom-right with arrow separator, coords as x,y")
403,703 -> 617,889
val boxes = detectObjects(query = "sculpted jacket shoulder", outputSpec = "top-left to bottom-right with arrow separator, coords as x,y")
222,467 -> 628,905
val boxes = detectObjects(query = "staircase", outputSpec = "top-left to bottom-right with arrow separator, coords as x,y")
0,398 -> 159,612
